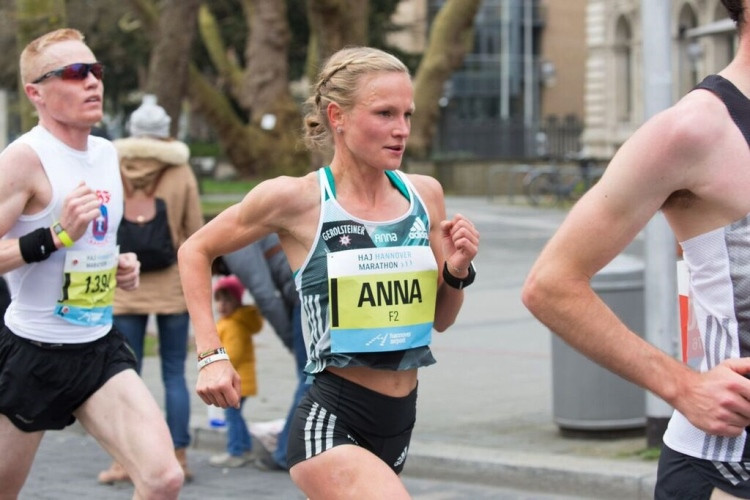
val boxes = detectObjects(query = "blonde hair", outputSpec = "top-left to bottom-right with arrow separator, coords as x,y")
20,28 -> 86,85
302,46 -> 410,152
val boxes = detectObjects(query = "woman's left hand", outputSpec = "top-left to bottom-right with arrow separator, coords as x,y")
440,214 -> 479,277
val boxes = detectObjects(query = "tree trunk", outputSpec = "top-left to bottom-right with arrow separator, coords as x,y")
409,0 -> 482,160
144,0 -> 201,137
187,64 -> 257,172
197,4 -> 243,97
305,0 -> 368,82
238,0 -> 309,176
15,0 -> 67,132
127,0 -> 476,177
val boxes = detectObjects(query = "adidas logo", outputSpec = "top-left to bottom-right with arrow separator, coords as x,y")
408,217 -> 428,240
346,434 -> 360,445
393,445 -> 408,467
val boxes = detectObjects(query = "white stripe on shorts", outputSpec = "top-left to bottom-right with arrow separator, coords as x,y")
303,402 -> 338,459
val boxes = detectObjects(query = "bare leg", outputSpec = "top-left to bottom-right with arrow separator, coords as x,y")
290,444 -> 411,500
75,369 -> 183,499
711,488 -> 744,499
0,414 -> 44,500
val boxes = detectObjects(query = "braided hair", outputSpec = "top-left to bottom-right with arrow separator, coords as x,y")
302,47 -> 409,153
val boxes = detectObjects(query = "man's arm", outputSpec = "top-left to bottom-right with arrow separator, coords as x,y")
522,96 -> 750,437
0,143 -> 106,274
0,143 -> 44,273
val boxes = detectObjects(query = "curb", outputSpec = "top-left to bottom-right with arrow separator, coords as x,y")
405,441 -> 658,500
191,425 -> 658,499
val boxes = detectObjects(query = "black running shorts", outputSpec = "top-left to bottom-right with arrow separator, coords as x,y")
286,369 -> 417,474
656,443 -> 750,499
0,326 -> 136,432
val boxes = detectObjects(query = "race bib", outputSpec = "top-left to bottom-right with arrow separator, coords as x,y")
55,247 -> 118,326
328,246 -> 437,353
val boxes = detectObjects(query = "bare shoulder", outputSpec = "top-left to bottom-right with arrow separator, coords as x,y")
650,89 -> 748,189
402,172 -> 446,224
0,141 -> 40,180
403,172 -> 444,204
233,171 -> 320,233
242,172 -> 319,217
606,89 -> 733,187
0,142 -> 49,236
662,89 -> 733,150
0,142 -> 46,218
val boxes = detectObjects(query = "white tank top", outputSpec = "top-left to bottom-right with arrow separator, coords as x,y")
3,126 -> 123,343
665,215 -> 750,462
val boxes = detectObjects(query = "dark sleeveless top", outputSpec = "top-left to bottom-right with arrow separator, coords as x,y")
694,74 -> 750,146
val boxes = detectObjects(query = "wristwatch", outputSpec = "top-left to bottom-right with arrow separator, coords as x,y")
442,261 -> 476,289
51,222 -> 74,248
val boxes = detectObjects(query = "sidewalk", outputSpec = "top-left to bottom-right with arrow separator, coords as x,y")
31,196 -> 658,499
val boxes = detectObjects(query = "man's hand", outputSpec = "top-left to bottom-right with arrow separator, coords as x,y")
116,252 -> 140,291
677,358 -> 750,437
59,181 -> 103,242
196,360 -> 242,409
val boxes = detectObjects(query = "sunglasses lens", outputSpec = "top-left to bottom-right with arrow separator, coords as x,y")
90,63 -> 104,80
60,63 -> 87,80
60,63 -> 104,81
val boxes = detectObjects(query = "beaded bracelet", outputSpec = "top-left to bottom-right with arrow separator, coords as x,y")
197,352 -> 230,371
197,346 -> 227,360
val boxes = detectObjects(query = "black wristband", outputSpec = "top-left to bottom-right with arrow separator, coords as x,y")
19,227 -> 57,263
442,261 -> 476,289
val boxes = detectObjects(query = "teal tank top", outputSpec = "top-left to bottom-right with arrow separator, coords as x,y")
295,167 -> 438,374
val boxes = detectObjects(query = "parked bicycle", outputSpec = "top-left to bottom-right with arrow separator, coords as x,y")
523,155 -> 604,207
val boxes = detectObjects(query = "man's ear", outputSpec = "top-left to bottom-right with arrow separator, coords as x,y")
24,83 -> 43,104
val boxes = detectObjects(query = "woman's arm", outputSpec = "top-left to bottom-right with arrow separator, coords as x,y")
410,175 -> 479,332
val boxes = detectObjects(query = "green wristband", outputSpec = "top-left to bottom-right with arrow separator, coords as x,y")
51,222 -> 74,248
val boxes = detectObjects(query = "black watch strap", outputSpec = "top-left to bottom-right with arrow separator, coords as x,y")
442,261 -> 476,289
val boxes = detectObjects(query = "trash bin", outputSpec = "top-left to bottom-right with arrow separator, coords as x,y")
551,253 -> 646,433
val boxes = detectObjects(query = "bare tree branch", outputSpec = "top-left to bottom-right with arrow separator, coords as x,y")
409,0 -> 482,159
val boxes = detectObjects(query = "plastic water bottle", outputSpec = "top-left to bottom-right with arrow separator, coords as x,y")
207,404 -> 226,429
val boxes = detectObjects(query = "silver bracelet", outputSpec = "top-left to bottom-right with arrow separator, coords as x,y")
197,352 -> 230,371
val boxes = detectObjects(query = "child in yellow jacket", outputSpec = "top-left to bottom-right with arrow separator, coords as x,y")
209,275 -> 263,468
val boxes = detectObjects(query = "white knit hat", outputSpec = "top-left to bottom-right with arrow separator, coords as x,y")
128,94 -> 171,138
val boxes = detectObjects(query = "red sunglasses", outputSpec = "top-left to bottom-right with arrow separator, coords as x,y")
32,62 -> 104,84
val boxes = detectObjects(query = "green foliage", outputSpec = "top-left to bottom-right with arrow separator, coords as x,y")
288,0 -> 311,81
616,445 -> 661,461
201,199 -> 236,218
188,141 -> 222,158
2,0 -> 430,150
201,178 -> 258,194
638,446 -> 662,461
190,0 -> 249,76
144,333 -> 157,357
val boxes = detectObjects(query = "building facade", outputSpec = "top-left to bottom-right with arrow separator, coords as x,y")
430,0 -> 548,160
583,0 -> 736,159
538,0 -> 587,159
390,0 -> 587,161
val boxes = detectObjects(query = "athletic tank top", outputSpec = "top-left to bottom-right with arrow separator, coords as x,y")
664,75 -> 750,462
295,167 -> 438,374
2,126 -> 123,343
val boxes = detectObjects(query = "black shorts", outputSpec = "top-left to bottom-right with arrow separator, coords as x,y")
286,370 -> 417,474
656,443 -> 750,499
0,326 -> 136,432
